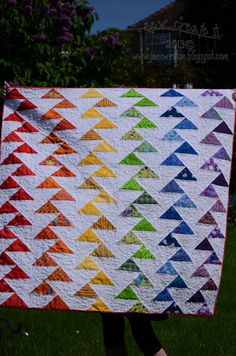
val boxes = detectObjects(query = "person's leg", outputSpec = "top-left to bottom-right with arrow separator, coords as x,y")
127,314 -> 167,356
101,313 -> 127,356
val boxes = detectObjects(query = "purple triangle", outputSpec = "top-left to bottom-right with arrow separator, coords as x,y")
187,291 -> 205,303
208,227 -> 225,239
195,238 -> 214,251
214,96 -> 234,110
200,132 -> 221,145
204,251 -> 222,265
200,185 -> 219,198
211,173 -> 228,187
201,90 -> 223,97
191,265 -> 210,277
213,122 -> 233,135
200,158 -> 221,172
201,108 -> 222,120
197,303 -> 212,315
210,200 -> 226,213
213,147 -> 230,161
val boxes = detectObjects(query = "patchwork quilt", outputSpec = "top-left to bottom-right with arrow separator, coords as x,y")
0,87 -> 235,316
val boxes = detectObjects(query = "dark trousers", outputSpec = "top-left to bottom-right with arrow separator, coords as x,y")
101,313 -> 162,356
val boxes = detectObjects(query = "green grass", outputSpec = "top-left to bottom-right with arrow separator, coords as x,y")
1,226 -> 236,356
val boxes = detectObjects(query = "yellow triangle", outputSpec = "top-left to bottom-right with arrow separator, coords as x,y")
79,152 -> 103,165
76,229 -> 101,242
93,118 -> 118,129
78,202 -> 102,215
92,165 -> 117,178
76,256 -> 100,270
95,98 -> 117,107
93,140 -> 117,153
80,89 -> 104,98
80,107 -> 105,119
91,244 -> 115,258
93,190 -> 116,203
88,298 -> 111,312
90,271 -> 114,285
79,177 -> 103,190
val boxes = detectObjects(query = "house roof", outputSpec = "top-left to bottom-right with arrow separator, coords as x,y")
128,0 -> 185,30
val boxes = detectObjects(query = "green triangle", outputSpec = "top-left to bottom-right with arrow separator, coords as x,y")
134,97 -> 158,107
129,301 -> 149,313
119,231 -> 142,245
132,245 -> 156,259
133,191 -> 158,204
119,153 -> 144,165
132,218 -> 156,231
120,107 -> 144,118
134,141 -> 158,153
134,117 -> 158,128
115,285 -> 139,300
120,178 -> 144,191
135,166 -> 159,178
122,128 -> 144,141
131,273 -> 154,287
120,204 -> 143,218
120,89 -> 144,98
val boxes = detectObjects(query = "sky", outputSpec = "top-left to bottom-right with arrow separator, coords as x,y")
89,0 -> 172,33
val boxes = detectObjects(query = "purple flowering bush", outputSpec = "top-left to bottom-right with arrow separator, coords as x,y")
0,0 -> 124,86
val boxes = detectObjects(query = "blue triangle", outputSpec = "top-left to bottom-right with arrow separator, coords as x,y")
161,153 -> 184,166
164,302 -> 182,314
174,194 -> 197,208
175,97 -> 198,107
175,142 -> 198,155
161,129 -> 184,141
172,221 -> 194,234
169,248 -> 192,262
160,180 -> 184,193
174,118 -> 198,130
160,207 -> 183,220
175,167 -> 197,181
160,107 -> 184,118
167,275 -> 188,288
159,234 -> 181,248
153,288 -> 174,302
156,261 -> 178,275
161,89 -> 184,97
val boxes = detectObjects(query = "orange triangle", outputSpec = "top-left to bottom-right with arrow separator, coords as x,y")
92,165 -> 117,177
51,166 -> 76,177
80,130 -> 103,141
92,216 -> 116,230
31,281 -> 56,295
39,155 -> 62,166
90,271 -> 114,285
42,89 -> 64,99
41,109 -> 63,120
34,227 -> 59,240
44,295 -> 69,310
80,107 -> 105,118
77,229 -> 101,242
53,99 -> 77,108
79,177 -> 103,190
40,132 -> 63,144
50,189 -> 75,201
35,201 -> 60,214
75,283 -> 98,298
33,253 -> 58,266
95,98 -> 117,107
48,239 -> 73,253
53,119 -> 76,131
47,267 -> 72,282
91,244 -> 115,258
48,213 -> 73,227
36,177 -> 62,189
93,118 -> 118,129
79,152 -> 103,165
53,142 -> 77,154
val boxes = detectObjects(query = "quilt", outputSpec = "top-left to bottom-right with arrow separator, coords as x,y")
0,87 -> 235,316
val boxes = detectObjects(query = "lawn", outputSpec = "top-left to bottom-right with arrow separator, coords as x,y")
1,226 -> 236,356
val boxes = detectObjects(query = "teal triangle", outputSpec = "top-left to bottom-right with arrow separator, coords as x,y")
134,140 -> 157,153
120,107 -> 144,118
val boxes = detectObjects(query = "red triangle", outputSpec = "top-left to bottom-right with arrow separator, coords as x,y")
14,143 -> 37,153
10,188 -> 33,201
0,227 -> 17,239
7,89 -> 25,99
0,252 -> 15,265
1,153 -> 23,165
5,265 -> 30,279
4,112 -> 25,122
53,119 -> 77,131
8,213 -> 32,226
48,213 -> 73,227
33,253 -> 58,266
44,295 -> 69,310
0,176 -> 20,189
6,239 -> 31,252
17,99 -> 37,111
34,227 -> 59,240
12,164 -> 36,176
0,201 -> 18,213
2,131 -> 24,142
0,279 -> 14,292
2,293 -> 28,308
31,281 -> 56,295
16,121 -> 39,133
